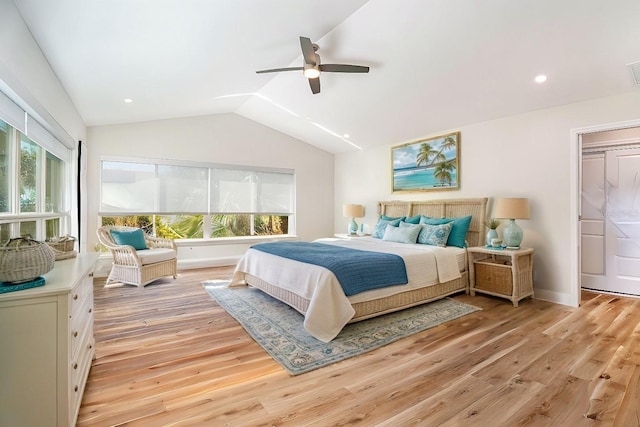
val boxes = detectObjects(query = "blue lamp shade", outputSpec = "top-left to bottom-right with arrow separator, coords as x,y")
343,204 -> 364,235
493,198 -> 530,248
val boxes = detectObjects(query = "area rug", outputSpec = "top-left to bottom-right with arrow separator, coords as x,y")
202,280 -> 481,375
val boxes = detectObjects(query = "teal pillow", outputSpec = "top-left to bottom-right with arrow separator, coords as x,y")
403,214 -> 421,224
110,228 -> 148,250
372,218 -> 402,238
417,222 -> 453,246
381,214 -> 405,222
420,215 -> 472,248
383,222 -> 421,243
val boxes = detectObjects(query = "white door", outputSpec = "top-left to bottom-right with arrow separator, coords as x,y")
582,147 -> 640,295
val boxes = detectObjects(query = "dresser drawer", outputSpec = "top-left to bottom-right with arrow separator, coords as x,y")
70,298 -> 93,360
69,276 -> 90,315
69,328 -> 94,421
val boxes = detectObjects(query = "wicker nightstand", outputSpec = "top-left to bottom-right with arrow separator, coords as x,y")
467,246 -> 534,307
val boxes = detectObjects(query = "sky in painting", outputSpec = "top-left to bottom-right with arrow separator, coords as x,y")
393,136 -> 457,170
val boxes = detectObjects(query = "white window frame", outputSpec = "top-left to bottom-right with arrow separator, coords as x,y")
0,120 -> 72,241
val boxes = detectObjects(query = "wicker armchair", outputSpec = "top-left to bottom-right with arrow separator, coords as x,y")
96,226 -> 178,287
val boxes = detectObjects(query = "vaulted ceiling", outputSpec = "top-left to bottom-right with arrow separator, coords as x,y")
13,0 -> 640,153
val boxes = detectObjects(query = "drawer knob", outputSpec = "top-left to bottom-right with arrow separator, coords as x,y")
89,308 -> 92,313
73,331 -> 78,337
73,294 -> 78,300
73,363 -> 78,370
74,385 -> 78,392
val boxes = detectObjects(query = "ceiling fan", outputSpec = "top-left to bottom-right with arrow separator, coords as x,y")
256,36 -> 369,94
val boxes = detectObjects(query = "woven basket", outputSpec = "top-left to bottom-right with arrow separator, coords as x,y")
0,237 -> 55,283
46,235 -> 77,260
46,235 -> 76,252
475,260 -> 513,295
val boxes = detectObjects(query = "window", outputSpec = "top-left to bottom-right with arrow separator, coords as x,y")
0,118 -> 70,241
19,134 -> 38,213
0,121 -> 10,213
99,157 -> 294,239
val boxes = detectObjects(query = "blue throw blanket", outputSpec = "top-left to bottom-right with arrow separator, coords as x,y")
251,241 -> 408,296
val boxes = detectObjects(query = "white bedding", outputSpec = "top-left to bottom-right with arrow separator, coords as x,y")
230,237 -> 465,342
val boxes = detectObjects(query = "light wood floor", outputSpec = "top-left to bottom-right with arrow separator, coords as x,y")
78,267 -> 640,426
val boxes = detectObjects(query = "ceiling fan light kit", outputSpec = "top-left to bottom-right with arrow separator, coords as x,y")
256,36 -> 369,94
303,65 -> 320,79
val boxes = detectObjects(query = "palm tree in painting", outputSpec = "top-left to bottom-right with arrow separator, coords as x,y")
434,158 -> 456,186
416,143 -> 443,169
415,135 -> 457,169
414,135 -> 458,187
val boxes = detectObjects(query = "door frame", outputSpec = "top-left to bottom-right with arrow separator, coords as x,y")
570,118 -> 640,306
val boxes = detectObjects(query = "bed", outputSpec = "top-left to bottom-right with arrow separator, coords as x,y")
230,198 -> 488,341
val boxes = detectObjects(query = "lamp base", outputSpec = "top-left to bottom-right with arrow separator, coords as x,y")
348,218 -> 359,235
502,219 -> 523,248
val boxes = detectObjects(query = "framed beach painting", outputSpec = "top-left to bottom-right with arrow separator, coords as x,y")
391,132 -> 460,192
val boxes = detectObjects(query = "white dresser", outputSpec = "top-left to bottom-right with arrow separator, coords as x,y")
0,253 -> 98,427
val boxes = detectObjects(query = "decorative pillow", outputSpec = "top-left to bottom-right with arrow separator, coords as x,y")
110,228 -> 148,250
403,214 -> 421,224
381,214 -> 405,222
383,222 -> 421,244
372,218 -> 402,238
417,222 -> 453,246
420,215 -> 472,248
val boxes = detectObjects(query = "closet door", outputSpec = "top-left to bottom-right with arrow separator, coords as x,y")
581,153 -> 606,289
582,147 -> 640,295
602,147 -> 640,294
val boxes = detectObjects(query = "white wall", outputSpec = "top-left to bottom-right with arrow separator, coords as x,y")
0,0 -> 85,144
0,0 -> 88,247
87,113 -> 334,267
335,90 -> 640,306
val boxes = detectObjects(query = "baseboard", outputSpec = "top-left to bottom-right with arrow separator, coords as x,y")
93,255 -> 240,278
178,257 -> 240,270
534,288 -> 575,307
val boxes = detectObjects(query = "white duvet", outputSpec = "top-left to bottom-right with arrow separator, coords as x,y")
230,237 -> 464,342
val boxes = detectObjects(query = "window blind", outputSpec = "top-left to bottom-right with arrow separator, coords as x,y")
26,115 -> 71,162
0,90 -> 71,162
0,90 -> 26,133
100,158 -> 294,215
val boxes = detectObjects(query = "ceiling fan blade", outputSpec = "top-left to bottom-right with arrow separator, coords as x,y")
300,36 -> 317,65
319,64 -> 370,73
256,67 -> 303,74
308,77 -> 320,94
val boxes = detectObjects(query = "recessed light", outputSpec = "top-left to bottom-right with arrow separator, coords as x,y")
124,98 -> 133,103
534,75 -> 547,83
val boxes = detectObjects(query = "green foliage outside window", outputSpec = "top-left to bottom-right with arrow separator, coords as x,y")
101,214 -> 288,239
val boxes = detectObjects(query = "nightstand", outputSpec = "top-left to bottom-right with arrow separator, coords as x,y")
467,246 -> 534,307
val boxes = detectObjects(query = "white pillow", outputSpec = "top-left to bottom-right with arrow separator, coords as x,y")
383,222 -> 421,243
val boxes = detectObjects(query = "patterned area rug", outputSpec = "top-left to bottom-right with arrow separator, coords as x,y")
202,280 -> 481,375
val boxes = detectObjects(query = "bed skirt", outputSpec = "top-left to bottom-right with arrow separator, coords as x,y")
244,272 -> 469,323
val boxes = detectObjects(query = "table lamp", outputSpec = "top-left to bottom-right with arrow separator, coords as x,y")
343,204 -> 364,235
494,198 -> 530,248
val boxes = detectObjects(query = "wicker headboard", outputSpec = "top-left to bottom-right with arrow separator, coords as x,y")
377,198 -> 488,247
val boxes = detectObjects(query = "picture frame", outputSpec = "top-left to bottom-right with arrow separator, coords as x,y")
391,131 -> 460,192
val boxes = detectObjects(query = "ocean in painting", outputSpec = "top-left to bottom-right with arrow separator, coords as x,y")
393,167 -> 457,190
